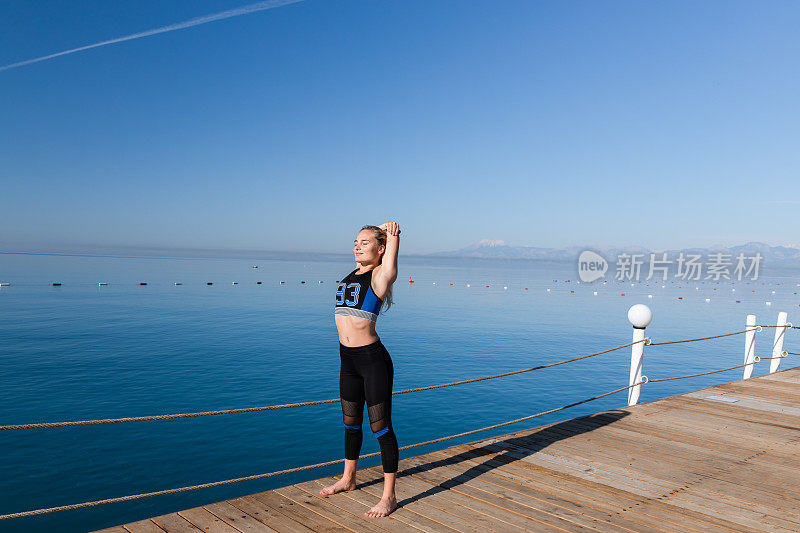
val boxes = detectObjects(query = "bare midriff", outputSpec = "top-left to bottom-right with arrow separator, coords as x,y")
335,314 -> 379,347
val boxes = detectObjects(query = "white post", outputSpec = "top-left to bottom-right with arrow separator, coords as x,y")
627,304 -> 653,406
743,314 -> 757,379
770,312 -> 789,374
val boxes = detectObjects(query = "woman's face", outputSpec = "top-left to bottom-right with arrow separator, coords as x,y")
354,229 -> 384,264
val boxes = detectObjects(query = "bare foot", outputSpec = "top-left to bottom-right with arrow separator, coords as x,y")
319,477 -> 356,496
365,496 -> 397,518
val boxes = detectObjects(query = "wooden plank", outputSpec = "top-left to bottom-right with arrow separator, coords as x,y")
490,442 -> 800,532
396,466 -> 569,532
228,495 -> 317,533
249,491 -> 352,533
178,507 -> 242,532
122,519 -> 167,533
566,411 -> 800,469
587,410 -> 800,462
273,485 -> 390,533
560,417 -> 800,499
671,394 -> 800,424
203,501 -> 279,532
759,373 -> 800,384
435,443 -> 749,533
150,513 -> 204,533
308,474 -> 448,533
94,527 -> 129,533
348,467 -> 467,532
420,449 -> 664,533
401,454 -> 606,532
538,417 -> 800,493
512,424 -> 800,524
303,478 -> 424,533
474,441 -> 792,532
365,472 -> 530,532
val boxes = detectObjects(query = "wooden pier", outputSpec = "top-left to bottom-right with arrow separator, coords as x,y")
98,366 -> 800,532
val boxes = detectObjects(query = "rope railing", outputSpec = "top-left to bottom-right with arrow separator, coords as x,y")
0,339 -> 646,431
758,351 -> 789,360
646,327 -> 760,346
644,358 -> 761,383
0,381 -> 644,521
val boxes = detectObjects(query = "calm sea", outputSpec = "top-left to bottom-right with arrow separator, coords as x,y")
0,252 -> 797,532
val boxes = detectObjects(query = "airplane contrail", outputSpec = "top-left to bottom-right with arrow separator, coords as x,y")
0,0 -> 303,72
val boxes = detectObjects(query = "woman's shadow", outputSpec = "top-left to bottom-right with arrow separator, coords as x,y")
360,409 -> 629,507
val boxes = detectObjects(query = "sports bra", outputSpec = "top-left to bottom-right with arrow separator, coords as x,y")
334,267 -> 383,322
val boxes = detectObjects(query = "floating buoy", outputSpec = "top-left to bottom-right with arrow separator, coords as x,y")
648,294 -> 653,298
525,287 -> 529,290
433,282 -> 437,285
206,282 -> 213,286
732,289 -> 736,292
485,285 -> 490,288
98,282 -> 108,286
280,281 -> 285,284
552,279 -> 555,283
621,293 -> 625,296
300,281 -> 306,284
449,283 -> 454,286
0,282 -> 10,287
593,291 -> 597,295
174,282 -> 182,286
467,284 -> 471,287
736,300 -> 741,303
232,282 -> 238,285
705,298 -> 710,302
139,282 -> 147,286
546,288 -> 550,292
318,281 -> 323,284
256,281 -> 262,285
570,290 -> 574,293
409,277 -> 414,284
52,282 -> 62,287
772,290 -> 776,294
678,297 -> 683,300
252,266 -> 258,269
503,286 -> 508,290
766,301 -> 772,306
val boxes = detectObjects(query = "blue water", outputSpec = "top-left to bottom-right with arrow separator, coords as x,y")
0,252 -> 797,532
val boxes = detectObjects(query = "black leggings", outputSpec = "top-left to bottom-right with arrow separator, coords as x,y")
339,339 -> 399,474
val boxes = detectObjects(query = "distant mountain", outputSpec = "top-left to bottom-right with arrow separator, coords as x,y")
431,240 -> 800,266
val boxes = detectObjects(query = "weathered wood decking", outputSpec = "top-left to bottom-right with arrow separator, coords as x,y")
98,366 -> 800,532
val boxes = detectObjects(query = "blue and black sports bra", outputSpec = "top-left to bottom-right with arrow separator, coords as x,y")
334,268 -> 383,322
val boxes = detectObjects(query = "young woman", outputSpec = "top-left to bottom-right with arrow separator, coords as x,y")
319,222 -> 400,518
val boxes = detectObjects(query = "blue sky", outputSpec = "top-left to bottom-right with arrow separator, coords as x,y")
1,0 -> 798,254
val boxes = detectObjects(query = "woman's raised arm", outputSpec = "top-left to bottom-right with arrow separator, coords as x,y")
374,222 -> 400,290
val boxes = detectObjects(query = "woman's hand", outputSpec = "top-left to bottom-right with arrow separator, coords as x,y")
380,222 -> 401,236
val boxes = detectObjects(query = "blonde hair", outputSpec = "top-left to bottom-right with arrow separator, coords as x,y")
361,224 -> 393,312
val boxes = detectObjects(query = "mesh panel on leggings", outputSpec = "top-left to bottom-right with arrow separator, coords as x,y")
341,399 -> 362,418
367,402 -> 388,425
